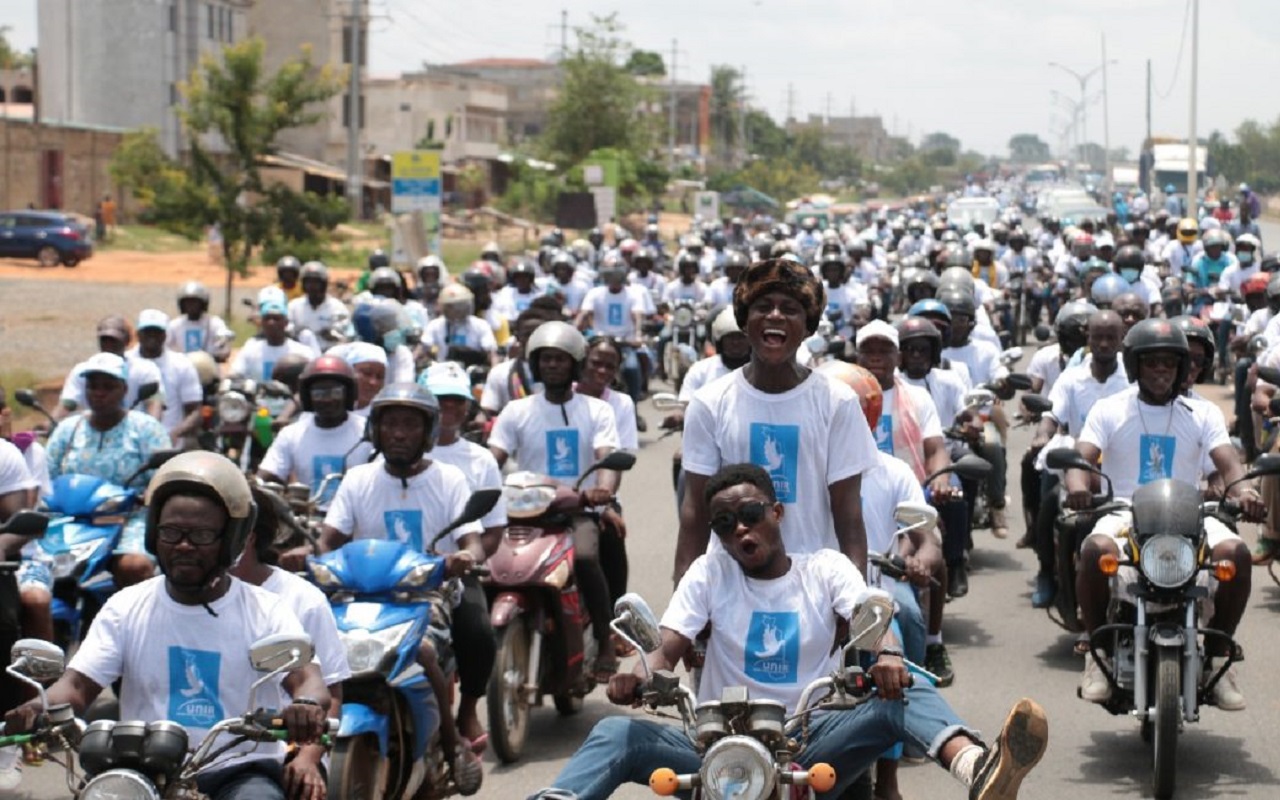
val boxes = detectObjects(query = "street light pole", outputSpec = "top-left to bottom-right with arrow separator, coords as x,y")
1049,59 -> 1116,173
1187,0 -> 1200,207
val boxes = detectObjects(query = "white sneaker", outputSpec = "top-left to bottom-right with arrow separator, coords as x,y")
1212,664 -> 1245,711
1080,656 -> 1112,703
0,746 -> 21,791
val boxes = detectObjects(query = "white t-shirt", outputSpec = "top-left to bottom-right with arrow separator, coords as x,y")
662,279 -> 707,305
1219,262 -> 1261,297
662,549 -> 875,713
1026,343 -> 1064,395
941,339 -> 1004,386
706,277 -> 737,309
422,316 -> 497,361
0,439 -> 36,496
900,369 -> 967,429
1244,307 -> 1272,339
166,315 -> 232,356
125,347 -> 203,431
60,355 -> 166,412
428,439 -> 508,529
492,286 -> 543,320
1079,386 -> 1230,501
488,393 -> 620,489
874,383 -> 942,458
69,577 -> 305,770
258,414 -> 373,508
229,338 -> 316,383
678,357 -> 734,403
1048,361 -> 1129,436
479,358 -> 539,414
582,285 -> 653,339
22,441 -> 51,498
588,387 -> 638,451
861,452 -> 930,566
261,567 -> 350,689
324,460 -> 481,554
288,296 -> 350,351
682,369 -> 879,556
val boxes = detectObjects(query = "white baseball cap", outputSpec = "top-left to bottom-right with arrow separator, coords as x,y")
856,319 -> 899,348
79,352 -> 128,381
136,309 -> 170,331
420,362 -> 472,400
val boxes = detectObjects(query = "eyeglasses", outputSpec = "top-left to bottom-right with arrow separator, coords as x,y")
308,385 -> 347,402
901,342 -> 933,356
156,525 -> 222,546
710,501 -> 770,538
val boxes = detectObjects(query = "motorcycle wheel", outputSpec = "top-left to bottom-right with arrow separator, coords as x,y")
488,621 -> 531,764
328,733 -> 389,800
1151,647 -> 1180,799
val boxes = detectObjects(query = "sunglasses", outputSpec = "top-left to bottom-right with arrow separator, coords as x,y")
156,525 -> 221,546
308,385 -> 347,402
710,501 -> 771,538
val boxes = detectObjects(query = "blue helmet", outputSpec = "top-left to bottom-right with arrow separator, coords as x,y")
1090,273 -> 1129,308
908,298 -> 952,322
352,297 -> 409,353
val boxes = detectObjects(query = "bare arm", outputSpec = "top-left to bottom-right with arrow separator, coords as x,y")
673,472 -> 711,584
4,669 -> 103,733
316,524 -> 349,554
487,445 -> 509,470
1063,441 -> 1102,508
830,474 -> 868,577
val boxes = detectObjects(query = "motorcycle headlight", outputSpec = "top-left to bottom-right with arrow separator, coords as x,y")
92,496 -> 128,516
396,561 -> 441,589
1139,534 -> 1198,588
544,557 -> 572,589
52,541 -> 102,579
309,562 -> 343,590
700,736 -> 774,800
218,392 -> 250,424
340,620 -> 415,676
80,769 -> 162,800
504,483 -> 556,519
673,306 -> 695,327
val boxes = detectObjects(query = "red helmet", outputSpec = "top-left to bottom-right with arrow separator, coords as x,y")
817,362 -> 883,429
1243,273 -> 1270,297
299,355 -> 357,412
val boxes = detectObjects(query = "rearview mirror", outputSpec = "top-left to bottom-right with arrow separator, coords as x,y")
594,451 -> 637,473
1005,373 -> 1033,391
13,389 -> 39,409
0,510 -> 49,538
1258,366 -> 1280,387
1000,347 -> 1023,365
650,392 -> 687,412
461,488 -> 501,525
1033,324 -> 1052,342
10,639 -> 65,682
249,634 -> 314,674
612,593 -> 662,655
963,389 -> 996,409
893,502 -> 938,531
1021,393 -> 1053,415
805,334 -> 827,355
1045,447 -> 1092,472
1249,335 -> 1269,356
1247,453 -> 1280,479
134,382 -> 160,404
950,453 -> 993,481
847,593 -> 895,652
146,449 -> 182,470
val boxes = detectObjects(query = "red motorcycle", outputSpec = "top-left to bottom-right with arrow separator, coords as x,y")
483,451 -> 636,763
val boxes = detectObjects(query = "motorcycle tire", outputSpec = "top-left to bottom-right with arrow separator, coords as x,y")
1151,647 -> 1180,800
488,620 -> 532,764
328,732 -> 389,800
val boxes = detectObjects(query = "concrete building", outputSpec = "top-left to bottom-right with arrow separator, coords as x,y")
430,58 -> 560,142
791,113 -> 893,163
363,72 -> 507,163
38,0 -> 250,156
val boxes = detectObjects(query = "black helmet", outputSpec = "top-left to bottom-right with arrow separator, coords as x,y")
895,316 -> 943,365
1170,315 -> 1215,376
144,451 -> 256,570
937,287 -> 977,318
1113,244 -> 1145,272
276,255 -> 301,278
1054,300 -> 1097,344
298,354 -> 357,412
904,268 -> 940,302
819,254 -> 847,277
270,353 -> 311,394
676,250 -> 700,273
368,382 -> 441,453
1122,318 -> 1190,392
367,249 -> 390,269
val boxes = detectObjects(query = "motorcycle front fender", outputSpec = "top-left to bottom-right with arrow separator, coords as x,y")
490,591 -> 527,628
336,702 -> 389,755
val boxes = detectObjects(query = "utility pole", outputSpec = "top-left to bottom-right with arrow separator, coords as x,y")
786,83 -> 794,123
1145,59 -> 1152,146
345,0 -> 364,219
560,9 -> 568,59
1101,32 -> 1111,191
737,65 -> 748,168
1187,0 -> 1200,205
824,91 -> 831,123
667,38 -> 678,169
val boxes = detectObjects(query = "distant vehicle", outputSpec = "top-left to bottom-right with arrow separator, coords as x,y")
1024,163 -> 1064,185
1054,204 -> 1112,227
1145,140 -> 1208,195
0,210 -> 93,267
946,197 -> 1001,231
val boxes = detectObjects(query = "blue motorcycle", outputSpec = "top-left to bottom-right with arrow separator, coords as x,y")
309,489 -> 499,800
36,450 -> 177,652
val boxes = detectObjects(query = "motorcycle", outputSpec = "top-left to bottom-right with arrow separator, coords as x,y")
616,592 -> 896,800
1045,447 -> 1280,799
307,489 -> 500,800
0,634 -> 335,799
483,450 -> 637,763
664,300 -> 708,395
202,376 -> 295,471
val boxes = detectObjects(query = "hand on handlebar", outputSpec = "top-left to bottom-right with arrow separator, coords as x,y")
281,701 -> 328,745
868,654 -> 911,701
3,703 -> 41,737
928,474 -> 959,502
445,551 -> 477,579
606,673 -> 645,707
581,487 -> 615,508
1064,488 -> 1096,511
1234,487 -> 1266,523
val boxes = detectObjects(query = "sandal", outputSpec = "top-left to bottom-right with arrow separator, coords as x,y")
1073,633 -> 1091,657
464,733 -> 489,756
1252,535 -> 1280,565
451,748 -> 483,796
592,653 -> 619,684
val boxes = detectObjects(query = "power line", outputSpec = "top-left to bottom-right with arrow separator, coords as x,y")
1154,0 -> 1192,100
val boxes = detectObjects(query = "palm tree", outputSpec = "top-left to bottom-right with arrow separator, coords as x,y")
709,65 -> 742,167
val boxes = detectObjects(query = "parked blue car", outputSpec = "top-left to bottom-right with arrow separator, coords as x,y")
0,210 -> 94,267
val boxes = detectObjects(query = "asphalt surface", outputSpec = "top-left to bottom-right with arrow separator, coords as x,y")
14,216 -> 1280,799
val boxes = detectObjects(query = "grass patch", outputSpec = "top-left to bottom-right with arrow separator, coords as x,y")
98,225 -> 200,253
0,368 -> 57,431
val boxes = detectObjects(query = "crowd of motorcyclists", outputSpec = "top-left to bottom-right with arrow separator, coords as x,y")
0,168 -> 1276,800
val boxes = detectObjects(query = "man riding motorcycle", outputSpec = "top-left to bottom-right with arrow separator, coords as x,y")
288,262 -> 350,352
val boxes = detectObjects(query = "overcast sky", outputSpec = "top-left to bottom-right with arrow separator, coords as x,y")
8,0 -> 1279,159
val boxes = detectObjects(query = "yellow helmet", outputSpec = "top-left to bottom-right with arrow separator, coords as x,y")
1176,217 -> 1199,244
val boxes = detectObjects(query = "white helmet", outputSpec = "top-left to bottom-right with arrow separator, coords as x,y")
710,306 -> 742,344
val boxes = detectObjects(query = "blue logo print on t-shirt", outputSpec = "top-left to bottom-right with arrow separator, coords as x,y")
1138,434 -> 1176,484
546,430 -> 579,479
262,361 -> 276,382
875,414 -> 894,455
184,329 -> 204,353
311,455 -> 346,503
744,611 -> 799,684
384,509 -> 424,550
168,647 -> 224,728
749,423 -> 799,503
606,302 -> 624,327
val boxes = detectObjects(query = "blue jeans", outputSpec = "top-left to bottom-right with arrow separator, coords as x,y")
196,762 -> 284,800
619,344 -> 644,402
890,581 -> 927,665
549,700 -> 904,799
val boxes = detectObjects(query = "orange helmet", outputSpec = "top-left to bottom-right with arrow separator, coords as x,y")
1242,273 -> 1269,297
818,362 -> 883,429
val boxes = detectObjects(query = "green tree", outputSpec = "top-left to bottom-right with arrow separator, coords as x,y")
920,132 -> 960,154
744,109 -> 787,158
541,15 -> 655,165
708,65 -> 743,163
0,26 -> 33,69
175,37 -> 345,316
624,49 -> 665,77
1008,133 -> 1051,163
